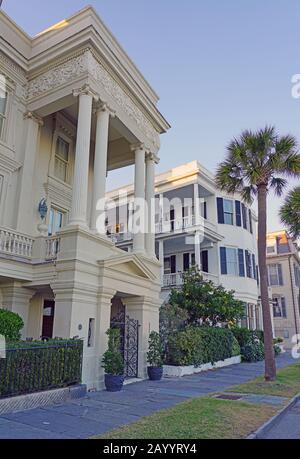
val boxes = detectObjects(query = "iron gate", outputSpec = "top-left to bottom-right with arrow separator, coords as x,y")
111,311 -> 139,378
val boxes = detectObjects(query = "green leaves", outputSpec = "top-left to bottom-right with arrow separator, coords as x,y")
280,187 -> 300,238
169,267 -> 245,326
0,309 -> 24,342
216,125 -> 300,199
147,331 -> 164,367
102,329 -> 124,376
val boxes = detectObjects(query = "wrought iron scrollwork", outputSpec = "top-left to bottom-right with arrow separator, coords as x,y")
111,312 -> 139,378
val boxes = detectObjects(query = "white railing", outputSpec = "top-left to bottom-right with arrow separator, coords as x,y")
156,217 -> 196,234
108,232 -> 133,243
163,273 -> 183,287
45,236 -> 61,260
163,271 -> 219,287
0,229 -> 34,258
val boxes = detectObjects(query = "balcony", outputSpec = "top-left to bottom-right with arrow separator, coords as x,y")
163,271 -> 219,288
0,228 -> 60,262
0,228 -> 34,259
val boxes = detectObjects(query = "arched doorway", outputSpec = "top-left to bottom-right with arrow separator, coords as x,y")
110,297 -> 139,379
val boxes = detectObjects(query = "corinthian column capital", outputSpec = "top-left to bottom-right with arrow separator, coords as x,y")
23,111 -> 44,127
93,101 -> 116,118
73,83 -> 99,101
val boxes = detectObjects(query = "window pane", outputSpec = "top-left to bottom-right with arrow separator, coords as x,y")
224,213 -> 234,225
0,92 -> 7,115
223,199 -> 233,213
226,248 -> 238,275
56,137 -> 69,161
54,157 -> 67,182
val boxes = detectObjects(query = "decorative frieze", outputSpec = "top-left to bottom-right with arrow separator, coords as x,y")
27,50 -> 160,149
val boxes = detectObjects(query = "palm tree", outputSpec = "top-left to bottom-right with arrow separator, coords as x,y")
216,126 -> 300,381
280,187 -> 300,238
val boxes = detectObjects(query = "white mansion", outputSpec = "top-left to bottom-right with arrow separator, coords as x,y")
107,161 -> 261,330
0,7 -> 170,389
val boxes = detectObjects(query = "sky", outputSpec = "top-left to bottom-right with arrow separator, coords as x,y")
2,0 -> 300,231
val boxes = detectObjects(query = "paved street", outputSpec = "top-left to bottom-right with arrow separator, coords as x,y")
0,353 -> 295,439
259,398 -> 300,439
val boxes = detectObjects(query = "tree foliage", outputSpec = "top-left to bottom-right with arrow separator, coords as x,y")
169,267 -> 245,326
280,187 -> 300,238
0,309 -> 24,342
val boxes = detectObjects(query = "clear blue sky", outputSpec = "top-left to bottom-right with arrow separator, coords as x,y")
3,0 -> 300,230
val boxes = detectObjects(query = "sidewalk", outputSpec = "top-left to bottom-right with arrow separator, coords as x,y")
0,353 -> 295,439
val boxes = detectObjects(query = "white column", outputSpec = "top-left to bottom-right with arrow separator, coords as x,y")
194,183 -> 202,270
16,112 -> 43,233
159,239 -> 164,284
132,144 -> 146,254
90,103 -> 114,233
69,86 -> 94,228
145,153 -> 157,257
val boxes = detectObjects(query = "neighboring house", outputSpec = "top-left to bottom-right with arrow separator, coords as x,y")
267,230 -> 300,348
0,7 -> 170,389
107,161 -> 261,330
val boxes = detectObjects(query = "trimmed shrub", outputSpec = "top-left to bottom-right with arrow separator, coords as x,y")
241,342 -> 265,362
0,339 -> 83,398
274,344 -> 281,356
231,327 -> 263,348
0,309 -> 24,342
166,326 -> 240,367
101,329 -> 124,376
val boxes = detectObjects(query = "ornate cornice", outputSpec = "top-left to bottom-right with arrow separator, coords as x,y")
93,101 -> 116,118
26,49 -> 160,149
0,51 -> 27,80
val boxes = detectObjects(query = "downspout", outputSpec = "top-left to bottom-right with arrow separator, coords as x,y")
288,255 -> 299,340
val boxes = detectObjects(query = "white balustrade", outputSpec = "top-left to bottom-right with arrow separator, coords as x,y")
0,229 -> 34,258
45,237 -> 61,260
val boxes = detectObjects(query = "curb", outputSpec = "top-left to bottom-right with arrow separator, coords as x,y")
0,384 -> 87,415
247,392 -> 300,439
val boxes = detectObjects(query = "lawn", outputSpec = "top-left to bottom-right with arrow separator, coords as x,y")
227,361 -> 300,398
98,397 -> 277,440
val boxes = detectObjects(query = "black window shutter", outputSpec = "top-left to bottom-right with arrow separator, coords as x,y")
281,297 -> 287,318
220,247 -> 227,275
170,255 -> 176,274
245,250 -> 251,277
201,250 -> 209,273
249,209 -> 253,234
183,253 -> 190,271
252,254 -> 256,279
217,198 -> 224,224
242,204 -> 247,229
235,201 -> 242,227
238,249 -> 245,277
203,202 -> 207,220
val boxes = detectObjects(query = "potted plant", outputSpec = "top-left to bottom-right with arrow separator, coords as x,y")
102,328 -> 125,392
147,331 -> 164,381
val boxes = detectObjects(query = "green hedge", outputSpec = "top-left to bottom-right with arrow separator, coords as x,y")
231,327 -> 263,348
167,326 -> 240,367
0,309 -> 24,342
0,339 -> 83,398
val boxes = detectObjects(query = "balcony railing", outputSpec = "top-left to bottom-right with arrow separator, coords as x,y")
0,229 -> 34,258
108,232 -> 133,244
45,236 -> 61,260
163,271 -> 219,287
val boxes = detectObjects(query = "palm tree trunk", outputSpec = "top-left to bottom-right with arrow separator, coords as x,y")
257,184 -> 276,381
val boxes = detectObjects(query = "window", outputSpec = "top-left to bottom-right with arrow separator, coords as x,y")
294,265 -> 300,287
223,199 -> 234,225
245,250 -> 252,278
48,207 -> 65,236
164,255 -> 176,274
267,245 -> 276,254
0,89 -> 7,139
88,319 -> 95,348
54,137 -> 69,182
220,247 -> 238,275
268,264 -> 284,286
273,296 -> 287,318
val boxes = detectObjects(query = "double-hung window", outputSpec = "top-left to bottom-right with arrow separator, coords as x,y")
0,89 -> 8,139
272,296 -> 287,318
268,264 -> 284,286
48,207 -> 65,236
223,199 -> 234,225
54,136 -> 70,182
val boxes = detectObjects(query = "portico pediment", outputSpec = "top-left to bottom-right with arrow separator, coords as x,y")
99,253 -> 157,281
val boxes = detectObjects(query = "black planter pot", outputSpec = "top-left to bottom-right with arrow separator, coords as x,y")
105,374 -> 124,392
147,366 -> 163,381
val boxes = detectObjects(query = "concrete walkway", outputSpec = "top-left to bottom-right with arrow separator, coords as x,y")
0,353 -> 295,439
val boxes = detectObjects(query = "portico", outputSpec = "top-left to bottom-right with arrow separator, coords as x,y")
0,6 -> 170,390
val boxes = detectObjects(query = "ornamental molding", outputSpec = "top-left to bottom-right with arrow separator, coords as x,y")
27,49 -> 160,149
0,51 -> 27,80
0,152 -> 22,174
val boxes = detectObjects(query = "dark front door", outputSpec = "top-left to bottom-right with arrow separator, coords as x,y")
42,300 -> 55,339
